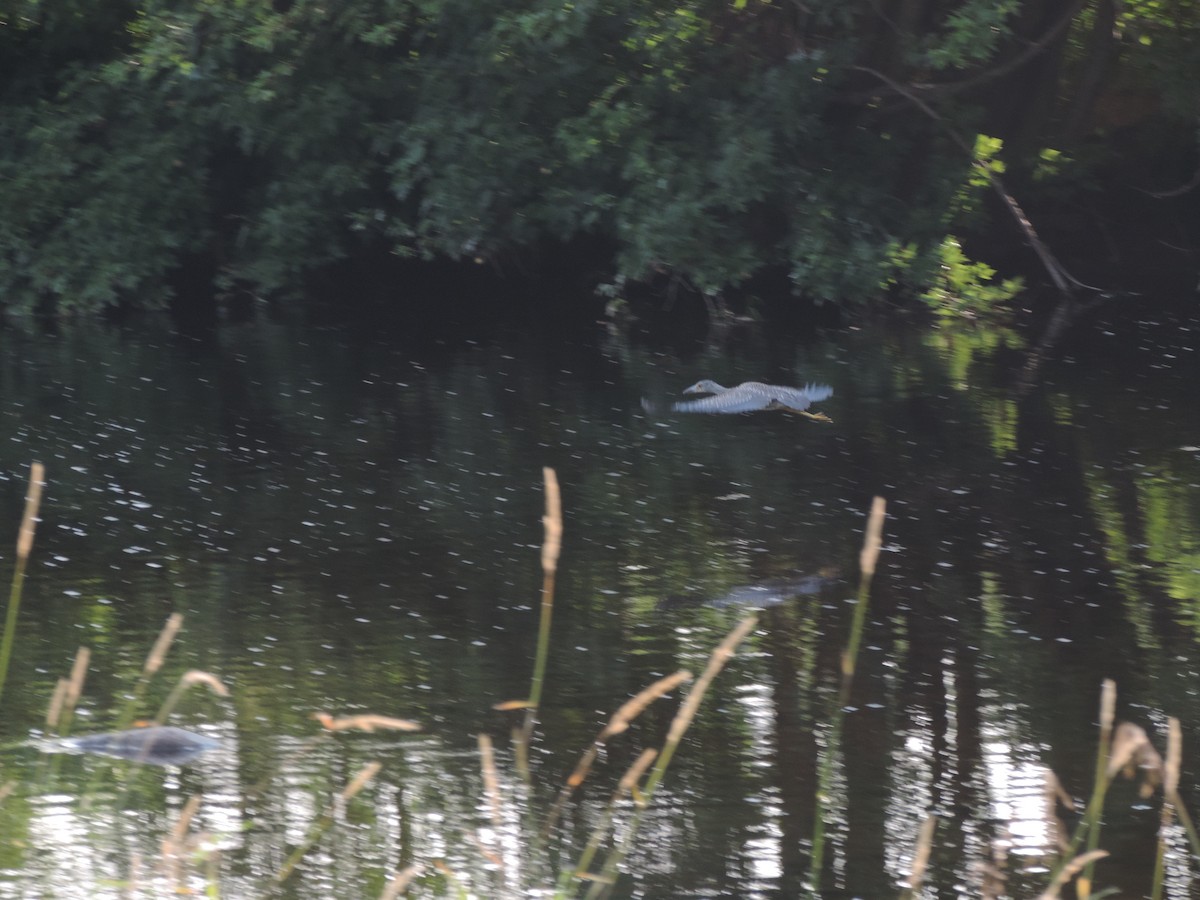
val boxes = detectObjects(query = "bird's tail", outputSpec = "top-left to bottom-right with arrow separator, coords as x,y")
640,396 -> 663,416
802,383 -> 834,402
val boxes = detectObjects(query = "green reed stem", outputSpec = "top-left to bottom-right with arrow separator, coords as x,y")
809,497 -> 885,894
517,467 -> 561,781
0,463 -> 44,709
1045,679 -> 1116,896
1082,680 -> 1116,896
113,612 -> 184,730
553,748 -> 657,898
274,761 -> 381,883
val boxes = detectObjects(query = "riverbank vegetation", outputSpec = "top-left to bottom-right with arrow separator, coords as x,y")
1,0 -> 1197,319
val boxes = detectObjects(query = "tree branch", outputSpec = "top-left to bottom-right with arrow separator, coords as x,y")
853,65 -> 1100,296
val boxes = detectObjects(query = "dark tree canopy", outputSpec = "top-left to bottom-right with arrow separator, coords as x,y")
0,0 -> 1196,317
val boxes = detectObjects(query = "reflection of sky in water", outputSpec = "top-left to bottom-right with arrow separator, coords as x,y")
0,309 -> 1196,897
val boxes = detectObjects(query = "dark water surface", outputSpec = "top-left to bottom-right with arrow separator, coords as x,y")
0,307 -> 1198,898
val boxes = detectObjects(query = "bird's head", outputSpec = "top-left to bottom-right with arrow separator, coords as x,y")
682,380 -> 724,395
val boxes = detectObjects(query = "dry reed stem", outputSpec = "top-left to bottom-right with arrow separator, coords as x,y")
980,827 -> 1010,900
518,467 -> 564,777
1165,718 -> 1181,796
580,619 -> 758,899
1046,769 -> 1076,812
664,617 -> 756,749
492,699 -> 532,711
564,749 -> 659,891
542,671 -> 690,841
904,814 -> 936,896
572,671 -> 692,785
64,646 -> 90,709
277,760 -> 385,882
858,496 -> 886,577
314,712 -> 422,733
180,670 -> 230,697
618,747 -> 658,804
0,462 -> 46,708
599,670 -> 693,743
342,761 -> 383,801
1098,679 -> 1116,738
46,678 -> 68,730
52,646 -> 91,737
379,864 -> 423,899
1161,717 -> 1200,860
16,462 -> 44,563
478,733 -> 503,829
144,613 -> 184,677
164,793 -> 204,854
161,793 -> 204,887
1045,770 -> 1071,853
155,668 -> 230,725
1076,679 -> 1117,898
1152,720 -> 1182,900
1036,849 -> 1109,900
0,781 -> 14,805
541,466 -> 562,575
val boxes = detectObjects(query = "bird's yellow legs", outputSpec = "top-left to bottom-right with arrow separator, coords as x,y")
790,409 -> 833,423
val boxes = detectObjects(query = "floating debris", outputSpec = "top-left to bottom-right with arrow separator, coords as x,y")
313,712 -> 422,733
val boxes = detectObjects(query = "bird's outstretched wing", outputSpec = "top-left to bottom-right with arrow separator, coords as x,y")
671,391 -> 770,413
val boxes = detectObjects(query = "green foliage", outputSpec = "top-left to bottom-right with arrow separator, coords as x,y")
1033,146 -> 1068,181
0,0 -> 1194,316
920,0 -> 1020,70
921,236 -> 1024,318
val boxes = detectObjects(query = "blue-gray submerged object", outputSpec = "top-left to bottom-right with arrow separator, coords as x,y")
672,380 -> 833,414
66,726 -> 219,766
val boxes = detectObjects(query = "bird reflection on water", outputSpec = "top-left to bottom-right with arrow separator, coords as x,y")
58,725 -> 219,767
660,570 -> 840,611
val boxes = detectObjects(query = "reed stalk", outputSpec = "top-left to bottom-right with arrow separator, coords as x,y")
114,612 -> 185,729
1154,717 -> 1200,899
52,647 -> 91,737
542,669 -> 692,839
1045,680 -> 1116,897
153,669 -> 230,725
581,615 -> 758,899
516,467 -> 562,781
275,760 -> 383,883
32,646 -> 93,785
1080,679 -> 1117,898
810,496 -> 886,892
478,733 -> 505,864
1036,850 -> 1110,900
900,813 -> 937,899
554,748 -> 657,897
162,793 -> 205,888
0,462 -> 45,708
1161,717 -> 1200,858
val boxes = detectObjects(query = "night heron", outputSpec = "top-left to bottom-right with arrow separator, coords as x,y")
669,380 -> 833,421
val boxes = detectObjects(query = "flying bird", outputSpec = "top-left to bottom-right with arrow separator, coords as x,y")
667,380 -> 833,420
